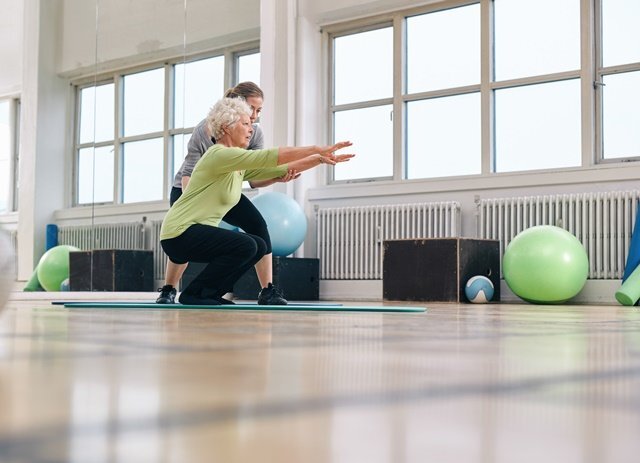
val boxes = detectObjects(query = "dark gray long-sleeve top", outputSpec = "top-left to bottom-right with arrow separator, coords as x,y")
172,118 -> 265,189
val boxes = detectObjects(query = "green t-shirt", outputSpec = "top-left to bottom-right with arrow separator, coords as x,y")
160,145 -> 287,240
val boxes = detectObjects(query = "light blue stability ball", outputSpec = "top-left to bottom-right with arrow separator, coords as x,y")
251,191 -> 307,256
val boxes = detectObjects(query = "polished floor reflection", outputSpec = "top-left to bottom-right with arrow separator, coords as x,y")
1,297 -> 639,462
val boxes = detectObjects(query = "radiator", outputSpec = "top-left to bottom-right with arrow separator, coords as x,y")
151,220 -> 167,281
58,221 -> 146,252
478,191 -> 640,279
316,202 -> 460,280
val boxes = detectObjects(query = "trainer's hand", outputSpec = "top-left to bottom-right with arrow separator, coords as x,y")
277,169 -> 301,183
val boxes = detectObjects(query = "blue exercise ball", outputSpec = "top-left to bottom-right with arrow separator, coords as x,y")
251,192 -> 307,256
465,275 -> 494,303
218,220 -> 238,232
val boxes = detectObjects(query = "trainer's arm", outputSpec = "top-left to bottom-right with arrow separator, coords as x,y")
249,170 -> 300,188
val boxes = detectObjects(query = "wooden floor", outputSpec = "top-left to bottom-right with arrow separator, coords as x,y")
1,295 -> 640,462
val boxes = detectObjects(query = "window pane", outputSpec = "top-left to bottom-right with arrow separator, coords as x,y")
602,71 -> 640,159
407,93 -> 481,179
77,146 -> 114,204
495,79 -> 581,172
602,0 -> 640,67
334,28 -> 393,105
238,52 -> 261,86
333,105 -> 393,181
407,5 -> 480,93
79,83 -> 114,144
494,0 -> 580,81
122,138 -> 164,203
0,101 -> 10,212
174,56 -> 224,129
123,68 -> 164,137
172,133 -> 190,178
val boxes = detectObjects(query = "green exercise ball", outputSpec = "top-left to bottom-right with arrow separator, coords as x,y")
36,245 -> 80,292
503,225 -> 588,304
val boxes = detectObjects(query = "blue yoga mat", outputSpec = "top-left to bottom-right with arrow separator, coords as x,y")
52,300 -> 343,307
61,302 -> 426,313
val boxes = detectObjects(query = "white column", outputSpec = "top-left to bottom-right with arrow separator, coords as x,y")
260,1 -> 327,256
259,0 -> 297,151
17,0 -> 69,279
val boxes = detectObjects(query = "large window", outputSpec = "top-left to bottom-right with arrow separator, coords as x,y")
172,56 -> 225,188
0,98 -> 19,214
328,0 -> 640,183
332,27 -> 393,181
599,0 -> 640,160
406,4 -> 481,179
74,49 -> 258,206
237,51 -> 261,87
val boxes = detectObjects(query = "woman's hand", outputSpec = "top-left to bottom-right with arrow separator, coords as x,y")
316,153 -> 355,165
317,141 -> 352,157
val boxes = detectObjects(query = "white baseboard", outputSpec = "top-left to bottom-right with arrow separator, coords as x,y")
320,279 -> 623,305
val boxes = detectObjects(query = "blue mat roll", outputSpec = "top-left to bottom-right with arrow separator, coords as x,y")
622,203 -> 640,282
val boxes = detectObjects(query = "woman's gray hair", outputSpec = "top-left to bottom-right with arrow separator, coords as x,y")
207,97 -> 252,140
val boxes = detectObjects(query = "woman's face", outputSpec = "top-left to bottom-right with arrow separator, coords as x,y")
227,113 -> 254,148
245,96 -> 264,123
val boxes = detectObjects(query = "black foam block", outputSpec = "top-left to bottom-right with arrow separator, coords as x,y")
383,238 -> 500,302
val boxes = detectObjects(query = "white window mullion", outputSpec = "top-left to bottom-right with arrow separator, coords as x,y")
393,14 -> 404,181
581,0 -> 597,167
480,0 -> 493,174
114,73 -> 123,204
164,64 -> 172,202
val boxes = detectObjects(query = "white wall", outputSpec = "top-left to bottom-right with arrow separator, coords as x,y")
59,0 -> 260,77
0,0 -> 23,95
299,0 -> 440,24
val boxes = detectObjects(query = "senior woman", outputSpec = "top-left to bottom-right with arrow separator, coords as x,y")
160,97 -> 354,305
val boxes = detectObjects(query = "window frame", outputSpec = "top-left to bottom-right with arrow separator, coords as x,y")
234,48 -> 261,86
325,0 -> 635,185
594,0 -> 640,164
328,20 -> 396,183
72,43 -> 259,207
0,97 -> 20,214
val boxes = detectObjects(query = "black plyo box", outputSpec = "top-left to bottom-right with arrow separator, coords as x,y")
182,257 -> 320,301
69,249 -> 154,292
382,238 -> 500,302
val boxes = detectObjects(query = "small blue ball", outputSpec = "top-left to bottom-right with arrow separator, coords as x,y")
59,278 -> 71,291
465,275 -> 494,303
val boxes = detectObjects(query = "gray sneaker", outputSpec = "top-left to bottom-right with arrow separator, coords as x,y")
257,283 -> 288,305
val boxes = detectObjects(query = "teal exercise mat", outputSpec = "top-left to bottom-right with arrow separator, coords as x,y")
61,302 -> 426,313
52,301 -> 343,307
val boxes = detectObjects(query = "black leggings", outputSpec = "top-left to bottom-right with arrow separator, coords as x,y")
161,224 -> 267,298
170,187 -> 271,253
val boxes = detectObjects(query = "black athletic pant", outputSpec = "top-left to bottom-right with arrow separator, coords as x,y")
161,224 -> 267,298
170,187 -> 271,253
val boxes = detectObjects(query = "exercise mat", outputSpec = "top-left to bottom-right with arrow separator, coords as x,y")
52,300 -> 343,307
61,302 -> 426,313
